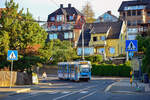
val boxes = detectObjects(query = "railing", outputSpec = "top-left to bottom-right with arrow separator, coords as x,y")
89,41 -> 106,47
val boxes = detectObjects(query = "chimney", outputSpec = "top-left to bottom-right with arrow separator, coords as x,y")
60,4 -> 63,8
107,11 -> 111,15
68,4 -> 71,8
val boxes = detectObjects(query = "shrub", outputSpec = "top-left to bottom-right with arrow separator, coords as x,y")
85,55 -> 103,63
91,64 -> 131,77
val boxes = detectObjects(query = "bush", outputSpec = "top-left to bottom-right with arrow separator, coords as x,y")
85,55 -> 103,63
91,64 -> 131,77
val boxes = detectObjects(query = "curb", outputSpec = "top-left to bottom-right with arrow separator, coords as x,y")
16,88 -> 31,93
111,91 -> 141,94
0,88 -> 31,98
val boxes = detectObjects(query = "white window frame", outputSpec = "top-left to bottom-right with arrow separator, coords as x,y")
49,33 -> 58,40
57,15 -> 62,22
109,47 -> 115,54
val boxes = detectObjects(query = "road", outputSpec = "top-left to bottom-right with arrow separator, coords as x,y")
1,76 -> 150,100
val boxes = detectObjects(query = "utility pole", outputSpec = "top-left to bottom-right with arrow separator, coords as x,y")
81,23 -> 85,60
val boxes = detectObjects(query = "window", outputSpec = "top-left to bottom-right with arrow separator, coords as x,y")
51,17 -> 55,21
132,20 -> 137,26
49,33 -> 58,40
57,15 -> 62,22
127,28 -> 138,33
69,16 -> 73,20
58,26 -> 61,30
124,5 -> 145,10
137,10 -> 141,16
77,48 -> 94,56
64,32 -> 69,39
93,37 -> 97,41
69,32 -> 73,38
109,47 -> 115,54
51,25 -> 56,30
100,36 -> 106,41
127,20 -> 131,26
148,20 -> 150,23
128,35 -> 136,40
98,48 -> 105,54
64,32 -> 73,39
132,10 -> 136,16
127,11 -> 131,16
147,11 -> 150,16
137,20 -> 142,25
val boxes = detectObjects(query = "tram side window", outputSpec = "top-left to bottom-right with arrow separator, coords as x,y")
65,65 -> 68,73
62,65 -> 65,72
59,65 -> 62,72
71,65 -> 74,73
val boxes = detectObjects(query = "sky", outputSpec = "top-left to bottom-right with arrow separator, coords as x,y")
0,0 -> 129,21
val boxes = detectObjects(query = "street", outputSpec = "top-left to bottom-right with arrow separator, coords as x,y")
1,76 -> 150,100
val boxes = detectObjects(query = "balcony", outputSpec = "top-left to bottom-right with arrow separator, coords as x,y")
89,40 -> 106,47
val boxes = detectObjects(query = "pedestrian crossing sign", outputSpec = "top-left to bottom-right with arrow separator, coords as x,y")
126,40 -> 138,52
7,50 -> 18,60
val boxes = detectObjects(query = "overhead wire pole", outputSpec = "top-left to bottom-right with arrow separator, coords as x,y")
81,23 -> 85,60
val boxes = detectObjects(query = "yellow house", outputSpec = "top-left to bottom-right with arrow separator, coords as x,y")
88,21 -> 127,58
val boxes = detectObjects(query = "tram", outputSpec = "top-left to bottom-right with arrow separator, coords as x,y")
58,61 -> 92,81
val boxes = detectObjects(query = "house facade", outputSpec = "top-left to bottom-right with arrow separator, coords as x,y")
47,4 -> 85,47
118,0 -> 150,40
77,21 -> 127,59
95,11 -> 118,23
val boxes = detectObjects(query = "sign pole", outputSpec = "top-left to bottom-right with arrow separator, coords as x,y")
10,60 -> 13,88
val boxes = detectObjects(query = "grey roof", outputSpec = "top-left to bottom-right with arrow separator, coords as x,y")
77,21 -> 123,47
77,24 -> 92,47
107,21 -> 123,39
118,0 -> 150,11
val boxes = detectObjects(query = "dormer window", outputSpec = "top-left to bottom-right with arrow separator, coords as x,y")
51,17 -> 55,21
69,16 -> 73,20
57,15 -> 62,22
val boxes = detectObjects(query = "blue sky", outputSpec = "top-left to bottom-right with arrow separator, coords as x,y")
0,0 -> 129,21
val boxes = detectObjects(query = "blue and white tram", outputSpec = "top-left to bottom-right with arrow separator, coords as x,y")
58,61 -> 92,81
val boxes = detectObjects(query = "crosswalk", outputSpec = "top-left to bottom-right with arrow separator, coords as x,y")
28,90 -> 90,96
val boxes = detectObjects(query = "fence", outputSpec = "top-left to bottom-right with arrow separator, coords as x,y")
0,71 -> 32,87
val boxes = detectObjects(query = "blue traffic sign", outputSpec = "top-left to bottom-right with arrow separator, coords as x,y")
7,50 -> 18,60
126,40 -> 138,52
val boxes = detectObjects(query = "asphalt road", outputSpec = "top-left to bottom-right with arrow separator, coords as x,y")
1,76 -> 150,100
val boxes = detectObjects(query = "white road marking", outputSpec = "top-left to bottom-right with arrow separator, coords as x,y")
53,85 -> 98,100
78,91 -> 97,100
80,91 -> 88,94
61,91 -> 70,94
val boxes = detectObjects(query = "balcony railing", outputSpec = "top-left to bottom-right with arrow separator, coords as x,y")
89,40 -> 106,47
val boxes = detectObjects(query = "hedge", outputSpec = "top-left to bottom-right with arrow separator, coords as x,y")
91,64 -> 131,77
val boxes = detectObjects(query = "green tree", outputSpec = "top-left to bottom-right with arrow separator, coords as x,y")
0,0 -> 47,70
136,30 -> 150,74
81,2 -> 96,23
51,40 -> 77,64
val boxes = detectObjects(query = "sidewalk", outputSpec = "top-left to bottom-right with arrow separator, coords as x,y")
105,78 -> 150,93
0,87 -> 31,99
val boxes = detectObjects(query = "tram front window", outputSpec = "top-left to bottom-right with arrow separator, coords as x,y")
80,65 -> 90,73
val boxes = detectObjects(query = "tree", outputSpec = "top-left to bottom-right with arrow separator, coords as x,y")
51,40 -> 77,64
0,0 -> 47,71
81,2 -> 96,23
136,30 -> 150,74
